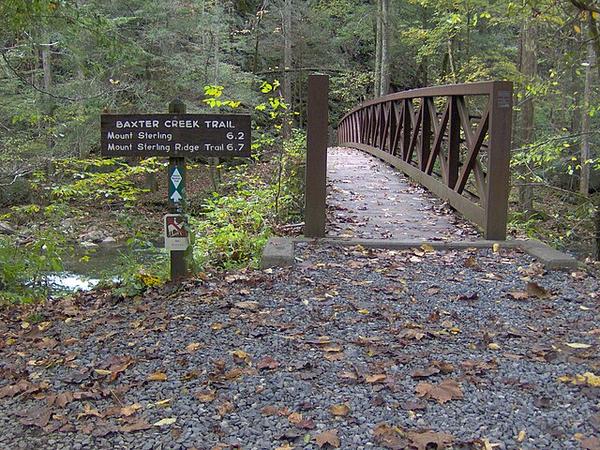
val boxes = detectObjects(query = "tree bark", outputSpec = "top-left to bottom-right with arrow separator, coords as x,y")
580,36 -> 594,195
282,0 -> 292,138
374,0 -> 382,97
518,20 -> 537,215
380,0 -> 390,95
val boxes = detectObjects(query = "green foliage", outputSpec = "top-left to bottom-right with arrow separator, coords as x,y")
0,230 -> 67,303
98,236 -> 168,298
192,130 -> 306,270
50,158 -> 164,205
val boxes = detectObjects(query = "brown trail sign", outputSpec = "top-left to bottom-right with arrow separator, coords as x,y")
101,113 -> 251,158
100,101 -> 252,281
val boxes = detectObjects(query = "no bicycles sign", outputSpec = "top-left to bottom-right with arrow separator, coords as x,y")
164,214 -> 189,251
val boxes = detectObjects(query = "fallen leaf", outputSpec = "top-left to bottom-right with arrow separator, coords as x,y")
407,430 -> 454,450
315,429 -> 340,448
288,412 -> 303,424
194,389 -> 217,403
147,372 -> 168,382
488,343 -> 501,350
18,407 -> 52,428
329,403 -> 351,417
527,281 -> 550,299
217,401 -> 234,416
153,417 -> 177,427
154,398 -> 173,408
508,290 -> 529,300
411,366 -> 440,379
373,422 -> 408,449
185,342 -> 202,352
0,380 -> 46,398
566,342 -> 592,349
120,420 -> 152,433
234,301 -> 260,311
365,374 -> 387,383
558,372 -> 600,388
120,403 -> 142,416
517,430 -> 526,442
415,379 -> 463,404
231,349 -> 250,362
581,436 -> 600,450
257,356 -> 279,370
322,344 -> 343,353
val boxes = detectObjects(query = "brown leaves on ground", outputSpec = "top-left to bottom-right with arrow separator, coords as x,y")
315,429 -> 340,448
329,403 -> 351,417
373,423 -> 454,450
415,379 -> 463,404
580,436 -> 600,450
256,356 -> 279,370
508,281 -> 551,300
373,423 -> 408,449
147,371 -> 168,382
0,379 -> 48,398
194,389 -> 217,403
407,430 -> 454,450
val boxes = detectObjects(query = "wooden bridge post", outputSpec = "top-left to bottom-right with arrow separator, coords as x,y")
304,74 -> 329,237
485,81 -> 513,240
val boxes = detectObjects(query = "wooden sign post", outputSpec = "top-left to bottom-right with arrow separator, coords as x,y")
167,99 -> 187,280
101,102 -> 251,282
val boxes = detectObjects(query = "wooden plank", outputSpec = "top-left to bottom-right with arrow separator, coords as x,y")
346,142 -> 486,227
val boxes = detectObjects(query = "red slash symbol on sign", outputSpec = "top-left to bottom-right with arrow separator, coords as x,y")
165,215 -> 188,238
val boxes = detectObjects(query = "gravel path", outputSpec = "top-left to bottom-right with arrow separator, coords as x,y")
1,243 -> 598,449
327,147 -> 479,240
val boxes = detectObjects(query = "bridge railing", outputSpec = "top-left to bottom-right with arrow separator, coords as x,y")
337,81 -> 513,240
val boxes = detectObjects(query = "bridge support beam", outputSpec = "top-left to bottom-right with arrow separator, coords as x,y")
485,82 -> 513,240
304,74 -> 329,237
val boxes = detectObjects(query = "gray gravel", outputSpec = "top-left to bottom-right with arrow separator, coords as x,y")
0,243 -> 598,449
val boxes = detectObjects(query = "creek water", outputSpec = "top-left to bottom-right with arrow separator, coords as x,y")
48,243 -> 164,293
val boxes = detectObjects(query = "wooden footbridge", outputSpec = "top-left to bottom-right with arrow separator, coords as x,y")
304,76 -> 513,241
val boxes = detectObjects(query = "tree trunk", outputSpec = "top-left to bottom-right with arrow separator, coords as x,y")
282,0 -> 292,139
380,0 -> 390,95
580,37 -> 594,196
518,20 -> 537,215
374,0 -> 382,97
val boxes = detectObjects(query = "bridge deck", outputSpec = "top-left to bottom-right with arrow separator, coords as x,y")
326,146 -> 479,240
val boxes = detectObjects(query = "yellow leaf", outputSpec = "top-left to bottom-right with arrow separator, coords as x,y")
153,417 -> 177,427
147,372 -> 168,381
154,399 -> 172,408
558,371 -> 600,387
574,24 -> 582,33
185,342 -> 202,352
593,11 -> 600,20
488,343 -> 501,350
517,430 -> 526,442
211,322 -> 224,331
94,369 -> 112,375
358,309 -> 370,315
565,342 -> 591,349
421,243 -> 435,253
231,349 -> 250,361
492,243 -> 500,253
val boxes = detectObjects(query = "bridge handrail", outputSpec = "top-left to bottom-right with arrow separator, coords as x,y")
337,80 -> 513,240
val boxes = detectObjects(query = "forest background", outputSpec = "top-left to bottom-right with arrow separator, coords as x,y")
0,0 -> 599,301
